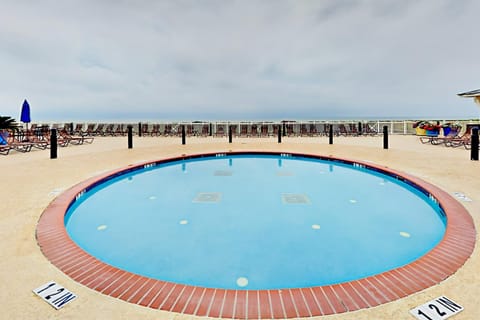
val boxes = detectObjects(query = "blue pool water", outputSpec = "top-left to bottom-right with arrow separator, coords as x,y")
65,154 -> 446,290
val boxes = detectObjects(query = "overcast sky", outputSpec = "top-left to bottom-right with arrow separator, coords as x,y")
1,0 -> 479,122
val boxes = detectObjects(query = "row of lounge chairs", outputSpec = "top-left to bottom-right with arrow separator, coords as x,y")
334,123 -> 378,136
143,124 -> 198,137
212,123 -> 378,137
214,124 -> 275,137
419,129 -> 473,149
0,128 -> 94,156
70,123 -> 192,137
71,123 -> 129,136
26,122 -> 381,138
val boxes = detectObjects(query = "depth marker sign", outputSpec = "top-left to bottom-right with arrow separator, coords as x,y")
33,281 -> 77,310
410,296 -> 463,320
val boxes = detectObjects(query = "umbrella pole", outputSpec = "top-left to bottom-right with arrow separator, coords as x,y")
24,123 -> 29,141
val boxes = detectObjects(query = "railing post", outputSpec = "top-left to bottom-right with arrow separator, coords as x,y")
383,125 -> 389,149
471,128 -> 479,161
209,123 -> 213,136
50,129 -> 57,159
358,122 -> 362,135
181,125 -> 186,145
228,125 -> 233,143
278,125 -> 282,143
329,124 -> 333,144
127,125 -> 133,149
138,122 -> 142,137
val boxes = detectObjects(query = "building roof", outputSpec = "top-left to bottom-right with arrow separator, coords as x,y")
457,89 -> 480,97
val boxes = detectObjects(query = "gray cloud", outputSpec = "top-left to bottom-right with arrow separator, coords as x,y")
1,0 -> 479,121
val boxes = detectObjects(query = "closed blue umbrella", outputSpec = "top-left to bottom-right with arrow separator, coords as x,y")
20,99 -> 31,131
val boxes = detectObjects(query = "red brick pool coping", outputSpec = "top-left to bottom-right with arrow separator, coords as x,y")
36,151 -> 475,318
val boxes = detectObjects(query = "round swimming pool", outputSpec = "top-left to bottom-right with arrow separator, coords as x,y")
37,151 -> 475,318
65,153 -> 445,290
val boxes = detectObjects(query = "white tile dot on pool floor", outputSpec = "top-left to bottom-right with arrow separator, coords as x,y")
349,199 -> 357,203
97,225 -> 107,231
179,220 -> 188,225
236,277 -> 248,287
149,196 -> 157,200
400,231 -> 411,238
311,224 -> 321,230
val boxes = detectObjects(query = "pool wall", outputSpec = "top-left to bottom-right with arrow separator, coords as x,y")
36,151 -> 476,319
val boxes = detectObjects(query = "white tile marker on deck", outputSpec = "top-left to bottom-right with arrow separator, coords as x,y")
410,296 -> 463,320
453,192 -> 472,202
33,281 -> 77,310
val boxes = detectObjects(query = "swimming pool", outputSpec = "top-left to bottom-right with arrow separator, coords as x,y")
65,153 -> 445,290
37,151 -> 475,318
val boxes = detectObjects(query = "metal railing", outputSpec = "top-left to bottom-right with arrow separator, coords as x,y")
28,119 -> 479,137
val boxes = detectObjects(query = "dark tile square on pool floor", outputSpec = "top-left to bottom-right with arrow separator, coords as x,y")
282,193 -> 311,204
193,192 -> 222,203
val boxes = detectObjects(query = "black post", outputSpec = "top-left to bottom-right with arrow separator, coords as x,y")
282,122 -> 286,137
127,125 -> 133,149
209,123 -> 213,136
50,129 -> 57,159
358,122 -> 362,135
383,125 -> 388,149
228,126 -> 232,143
329,124 -> 333,145
138,122 -> 142,137
471,128 -> 479,161
278,125 -> 282,143
70,122 -> 74,134
182,125 -> 186,145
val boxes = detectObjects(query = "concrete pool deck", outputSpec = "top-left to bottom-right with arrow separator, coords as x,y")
1,135 -> 479,319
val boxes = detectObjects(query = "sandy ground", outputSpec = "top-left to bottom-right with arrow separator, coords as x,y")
1,135 -> 478,319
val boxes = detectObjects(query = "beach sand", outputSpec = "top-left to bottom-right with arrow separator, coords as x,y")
1,135 -> 478,319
